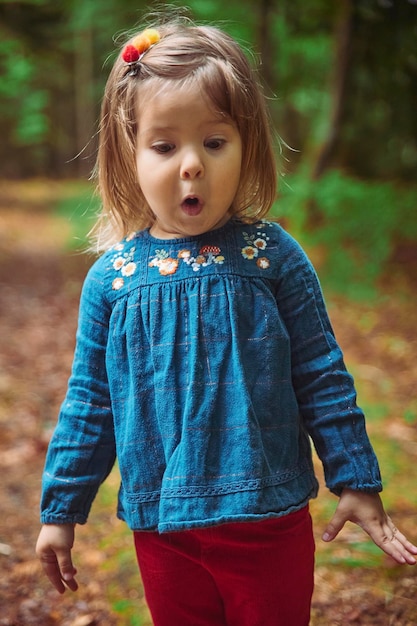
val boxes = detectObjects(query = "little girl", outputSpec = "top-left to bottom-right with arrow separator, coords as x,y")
36,13 -> 417,626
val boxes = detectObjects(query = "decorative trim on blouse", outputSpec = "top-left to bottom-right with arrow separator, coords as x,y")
149,246 -> 225,276
108,221 -> 274,288
109,234 -> 137,290
240,223 -> 272,269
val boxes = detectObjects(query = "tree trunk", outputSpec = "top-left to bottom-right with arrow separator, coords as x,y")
258,0 -> 277,91
73,25 -> 95,177
312,0 -> 354,179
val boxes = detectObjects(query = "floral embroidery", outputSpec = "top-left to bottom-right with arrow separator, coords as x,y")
109,239 -> 137,289
159,258 -> 179,276
112,277 -> 125,291
122,262 -> 137,277
257,257 -> 270,269
149,245 -> 225,276
182,245 -> 225,272
149,249 -> 179,275
113,257 -> 125,271
241,245 -> 258,260
241,222 -> 271,269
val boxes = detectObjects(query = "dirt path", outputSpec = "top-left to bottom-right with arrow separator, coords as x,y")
1,190 -> 416,625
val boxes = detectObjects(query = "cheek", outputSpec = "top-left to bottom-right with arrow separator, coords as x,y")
136,153 -> 155,193
226,155 -> 242,194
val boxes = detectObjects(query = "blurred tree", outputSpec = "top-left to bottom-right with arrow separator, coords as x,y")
0,0 -> 416,183
312,0 -> 354,180
339,0 -> 417,180
0,0 -> 62,176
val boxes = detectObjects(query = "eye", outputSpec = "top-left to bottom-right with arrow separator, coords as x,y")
152,142 -> 175,154
205,138 -> 225,150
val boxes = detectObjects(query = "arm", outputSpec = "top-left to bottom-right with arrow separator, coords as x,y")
274,229 -> 416,561
36,524 -> 78,593
40,261 -> 116,526
323,488 -> 417,565
38,261 -> 116,594
274,232 -> 381,494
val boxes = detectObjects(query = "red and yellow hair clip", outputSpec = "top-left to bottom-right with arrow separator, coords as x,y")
122,28 -> 161,74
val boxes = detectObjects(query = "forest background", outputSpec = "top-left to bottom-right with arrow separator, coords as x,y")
1,0 -> 417,293
0,0 -> 417,625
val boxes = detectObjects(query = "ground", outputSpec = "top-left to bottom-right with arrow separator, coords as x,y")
0,182 -> 416,625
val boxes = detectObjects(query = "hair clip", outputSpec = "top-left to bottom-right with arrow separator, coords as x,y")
122,28 -> 161,75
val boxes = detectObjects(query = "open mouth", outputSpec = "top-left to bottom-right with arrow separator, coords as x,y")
181,196 -> 203,215
185,197 -> 199,206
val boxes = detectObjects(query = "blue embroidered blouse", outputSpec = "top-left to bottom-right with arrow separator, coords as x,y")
40,219 -> 382,532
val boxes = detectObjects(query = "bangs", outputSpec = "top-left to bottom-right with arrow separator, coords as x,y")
135,57 -> 240,125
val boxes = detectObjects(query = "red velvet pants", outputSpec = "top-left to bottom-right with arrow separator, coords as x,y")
134,506 -> 315,626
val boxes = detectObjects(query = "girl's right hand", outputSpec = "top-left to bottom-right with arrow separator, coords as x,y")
36,523 -> 78,593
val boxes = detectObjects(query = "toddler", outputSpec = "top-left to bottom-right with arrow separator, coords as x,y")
36,13 -> 417,626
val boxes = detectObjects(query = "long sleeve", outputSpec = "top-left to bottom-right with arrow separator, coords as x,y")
40,261 -> 117,524
274,232 -> 382,496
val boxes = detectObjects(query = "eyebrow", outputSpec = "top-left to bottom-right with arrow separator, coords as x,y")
138,119 -> 234,137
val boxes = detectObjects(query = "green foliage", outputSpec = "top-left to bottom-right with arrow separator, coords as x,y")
403,405 -> 417,426
55,182 -> 99,249
0,38 -> 49,145
1,0 -> 416,293
275,169 -> 417,297
315,537 -> 383,568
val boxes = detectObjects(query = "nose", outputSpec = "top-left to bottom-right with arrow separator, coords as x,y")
180,147 -> 204,179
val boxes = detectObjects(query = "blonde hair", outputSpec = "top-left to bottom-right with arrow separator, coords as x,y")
92,15 -> 277,250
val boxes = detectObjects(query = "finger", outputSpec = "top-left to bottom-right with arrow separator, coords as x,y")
56,550 -> 79,591
322,512 -> 346,542
39,553 -> 67,594
383,528 -> 417,565
62,569 -> 79,592
395,531 -> 417,558
367,522 -> 417,565
40,551 -> 78,593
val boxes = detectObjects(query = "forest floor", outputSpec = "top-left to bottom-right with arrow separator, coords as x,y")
0,181 -> 417,625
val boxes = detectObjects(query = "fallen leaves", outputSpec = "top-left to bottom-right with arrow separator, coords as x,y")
0,185 -> 416,625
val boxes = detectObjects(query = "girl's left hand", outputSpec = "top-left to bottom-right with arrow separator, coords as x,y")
322,488 -> 417,565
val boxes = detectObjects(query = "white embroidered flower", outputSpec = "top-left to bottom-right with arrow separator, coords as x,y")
112,277 -> 124,290
254,238 -> 267,250
121,262 -> 137,277
178,249 -> 191,259
113,257 -> 125,271
241,245 -> 258,260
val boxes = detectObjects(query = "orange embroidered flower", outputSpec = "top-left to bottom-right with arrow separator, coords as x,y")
178,249 -> 191,259
158,258 -> 179,276
241,246 -> 258,260
257,257 -> 270,270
